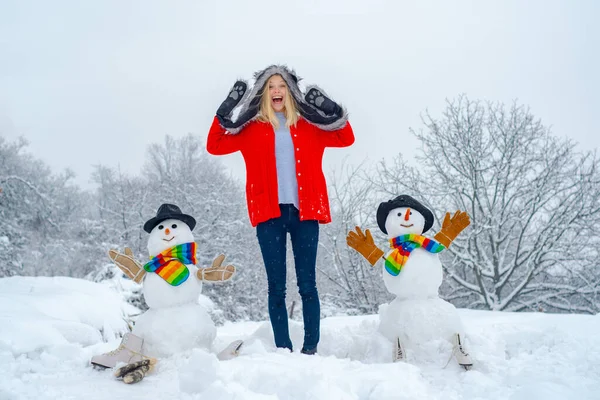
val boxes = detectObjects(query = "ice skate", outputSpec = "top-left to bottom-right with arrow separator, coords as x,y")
91,332 -> 146,369
452,333 -> 473,370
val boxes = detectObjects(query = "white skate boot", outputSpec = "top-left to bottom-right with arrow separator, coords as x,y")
452,333 -> 473,370
91,332 -> 145,369
393,337 -> 406,362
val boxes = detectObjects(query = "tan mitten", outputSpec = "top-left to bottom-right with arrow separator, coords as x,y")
433,210 -> 471,248
346,226 -> 384,266
197,254 -> 236,282
108,247 -> 146,283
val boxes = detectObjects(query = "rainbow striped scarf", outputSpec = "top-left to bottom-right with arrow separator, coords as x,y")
143,242 -> 197,286
384,234 -> 445,276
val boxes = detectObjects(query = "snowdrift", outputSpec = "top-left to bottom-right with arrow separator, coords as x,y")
1,276 -> 599,400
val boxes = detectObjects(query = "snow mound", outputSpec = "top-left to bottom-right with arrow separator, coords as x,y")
0,276 -> 136,356
178,348 -> 219,394
134,302 -> 216,357
1,276 -> 599,399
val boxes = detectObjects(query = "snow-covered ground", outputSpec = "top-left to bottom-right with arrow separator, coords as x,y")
1,276 -> 599,400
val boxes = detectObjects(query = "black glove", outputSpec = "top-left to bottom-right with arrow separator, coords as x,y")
305,88 -> 342,116
216,81 -> 247,118
216,85 -> 262,133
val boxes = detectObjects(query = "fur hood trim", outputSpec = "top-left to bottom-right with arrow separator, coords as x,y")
218,64 -> 348,134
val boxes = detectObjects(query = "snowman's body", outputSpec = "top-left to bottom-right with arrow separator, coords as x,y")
132,218 -> 216,358
377,206 -> 465,356
379,296 -> 464,355
382,248 -> 442,300
142,264 -> 202,309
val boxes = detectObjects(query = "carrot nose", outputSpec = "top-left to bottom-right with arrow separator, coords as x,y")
165,228 -> 170,235
404,208 -> 411,221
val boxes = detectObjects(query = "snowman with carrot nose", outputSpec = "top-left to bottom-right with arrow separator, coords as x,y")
346,195 -> 474,369
91,203 -> 241,383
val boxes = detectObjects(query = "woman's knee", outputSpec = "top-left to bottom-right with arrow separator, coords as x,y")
268,282 -> 287,298
297,282 -> 318,299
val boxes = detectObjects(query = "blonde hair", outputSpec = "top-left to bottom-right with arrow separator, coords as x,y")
257,75 -> 299,129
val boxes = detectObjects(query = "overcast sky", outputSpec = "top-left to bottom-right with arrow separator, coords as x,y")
1,0 -> 598,189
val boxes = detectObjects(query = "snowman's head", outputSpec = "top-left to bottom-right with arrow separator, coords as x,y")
384,207 -> 426,238
147,219 -> 195,257
377,195 -> 434,238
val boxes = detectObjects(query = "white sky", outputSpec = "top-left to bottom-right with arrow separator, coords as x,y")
1,0 -> 599,188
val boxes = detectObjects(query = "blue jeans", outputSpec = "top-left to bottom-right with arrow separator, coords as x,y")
256,204 -> 320,352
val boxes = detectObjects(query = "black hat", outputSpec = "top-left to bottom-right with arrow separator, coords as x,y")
376,195 -> 434,234
143,203 -> 196,233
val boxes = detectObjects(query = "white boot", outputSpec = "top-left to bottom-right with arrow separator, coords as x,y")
452,333 -> 473,370
393,337 -> 406,362
91,333 -> 145,368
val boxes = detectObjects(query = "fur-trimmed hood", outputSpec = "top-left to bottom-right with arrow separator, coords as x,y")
217,64 -> 348,134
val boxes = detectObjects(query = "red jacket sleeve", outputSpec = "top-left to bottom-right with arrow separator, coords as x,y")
315,121 -> 355,148
206,116 -> 246,155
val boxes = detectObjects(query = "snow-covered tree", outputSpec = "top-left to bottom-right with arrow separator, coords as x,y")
90,164 -> 150,254
373,96 -> 600,313
0,136 -> 90,277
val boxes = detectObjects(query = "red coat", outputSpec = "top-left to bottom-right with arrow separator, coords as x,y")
206,116 -> 355,227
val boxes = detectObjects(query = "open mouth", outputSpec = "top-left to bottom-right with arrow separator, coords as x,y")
400,224 -> 413,228
272,96 -> 283,105
162,236 -> 175,242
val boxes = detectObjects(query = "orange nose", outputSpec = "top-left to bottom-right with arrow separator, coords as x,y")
404,208 -> 411,221
165,228 -> 170,235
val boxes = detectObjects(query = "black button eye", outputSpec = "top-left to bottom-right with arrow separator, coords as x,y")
397,212 -> 402,216
409,211 -> 412,215
158,225 -> 164,230
171,224 -> 177,229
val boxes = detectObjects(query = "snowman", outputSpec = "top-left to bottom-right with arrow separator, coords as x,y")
91,203 -> 240,383
346,195 -> 473,369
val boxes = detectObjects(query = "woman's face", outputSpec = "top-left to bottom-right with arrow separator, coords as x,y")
267,75 -> 287,112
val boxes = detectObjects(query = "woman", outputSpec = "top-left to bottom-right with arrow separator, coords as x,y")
206,65 -> 354,354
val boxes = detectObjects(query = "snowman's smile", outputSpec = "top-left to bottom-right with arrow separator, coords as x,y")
400,223 -> 414,228
162,236 -> 175,242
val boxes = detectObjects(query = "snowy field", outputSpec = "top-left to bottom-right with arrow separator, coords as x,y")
1,276 -> 599,400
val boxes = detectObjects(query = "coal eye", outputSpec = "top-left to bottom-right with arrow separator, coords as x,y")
409,211 -> 412,215
397,212 -> 402,216
158,225 -> 164,230
171,224 -> 177,229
